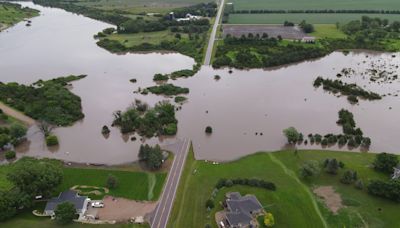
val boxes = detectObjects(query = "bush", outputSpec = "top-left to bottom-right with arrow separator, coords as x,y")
373,153 -> 399,173
205,126 -> 213,134
340,170 -> 358,184
4,151 -> 16,160
138,144 -> 163,170
355,180 -> 364,190
174,96 -> 187,103
46,135 -> 59,146
367,179 -> 400,202
299,160 -> 320,179
106,174 -> 118,189
264,212 -> 275,227
205,199 -> 214,209
153,73 -> 169,81
101,125 -> 110,134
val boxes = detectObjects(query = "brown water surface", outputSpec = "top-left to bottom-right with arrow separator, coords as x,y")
1,2 -> 399,164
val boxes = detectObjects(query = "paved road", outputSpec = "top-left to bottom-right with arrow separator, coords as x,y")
151,138 -> 190,228
203,0 -> 225,65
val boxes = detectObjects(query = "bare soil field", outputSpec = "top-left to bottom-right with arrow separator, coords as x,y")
313,186 -> 343,214
97,196 -> 157,222
222,24 -> 308,39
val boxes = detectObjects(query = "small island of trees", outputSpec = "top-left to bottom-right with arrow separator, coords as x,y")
112,100 -> 178,137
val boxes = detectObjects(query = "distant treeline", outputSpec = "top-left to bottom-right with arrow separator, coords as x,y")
232,9 -> 400,14
33,0 -> 129,25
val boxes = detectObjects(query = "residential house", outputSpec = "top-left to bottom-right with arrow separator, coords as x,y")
44,190 -> 90,219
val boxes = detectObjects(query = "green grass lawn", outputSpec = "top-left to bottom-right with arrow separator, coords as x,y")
0,163 -> 166,201
311,24 -> 347,39
0,2 -> 38,29
230,0 -> 400,10
104,31 -> 186,47
56,167 -> 166,201
227,13 -> 400,24
169,149 -> 400,228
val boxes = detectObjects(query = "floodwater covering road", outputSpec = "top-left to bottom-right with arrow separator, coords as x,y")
1,2 -> 400,165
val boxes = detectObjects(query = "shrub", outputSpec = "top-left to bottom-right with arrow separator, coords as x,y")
106,174 -> 118,189
324,158 -> 340,175
340,170 -> 358,184
299,160 -> 320,179
46,135 -> 59,146
367,179 -> 400,202
264,212 -> 275,227
355,180 -> 364,190
4,151 -> 16,160
205,199 -> 214,209
101,125 -> 110,134
373,153 -> 399,173
153,73 -> 169,81
174,96 -> 187,103
205,126 -> 213,134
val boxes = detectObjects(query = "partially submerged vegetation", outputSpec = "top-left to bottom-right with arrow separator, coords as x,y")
214,16 -> 400,69
314,76 -> 382,103
0,110 -> 28,150
145,84 -> 190,96
0,2 -> 39,31
0,75 -> 85,126
112,100 -> 178,137
283,109 -> 371,149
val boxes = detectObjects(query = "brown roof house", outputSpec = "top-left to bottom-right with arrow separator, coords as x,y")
221,192 -> 264,228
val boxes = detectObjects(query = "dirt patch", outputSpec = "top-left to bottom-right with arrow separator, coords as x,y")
313,186 -> 343,214
97,196 -> 157,222
222,24 -> 308,40
0,102 -> 35,126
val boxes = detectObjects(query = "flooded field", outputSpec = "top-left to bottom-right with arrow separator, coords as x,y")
1,2 -> 399,164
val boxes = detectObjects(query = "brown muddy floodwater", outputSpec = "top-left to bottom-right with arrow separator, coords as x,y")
1,2 -> 400,164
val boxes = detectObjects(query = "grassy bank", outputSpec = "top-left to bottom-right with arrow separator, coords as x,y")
0,2 -> 39,31
168,149 -> 399,227
310,24 -> 347,39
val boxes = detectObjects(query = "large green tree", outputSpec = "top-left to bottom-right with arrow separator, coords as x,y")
373,153 -> 399,174
55,202 -> 76,224
7,157 -> 63,198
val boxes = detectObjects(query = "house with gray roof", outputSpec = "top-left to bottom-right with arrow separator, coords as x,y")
223,192 -> 263,228
44,190 -> 90,219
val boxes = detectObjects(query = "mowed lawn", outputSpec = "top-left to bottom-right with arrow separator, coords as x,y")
169,149 -> 400,227
0,164 -> 166,201
56,167 -> 166,201
227,13 -> 400,24
230,0 -> 400,10
168,149 -> 326,228
105,31 -> 187,47
311,24 -> 347,39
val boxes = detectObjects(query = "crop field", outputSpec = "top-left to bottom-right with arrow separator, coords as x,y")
227,13 -> 400,25
230,0 -> 400,11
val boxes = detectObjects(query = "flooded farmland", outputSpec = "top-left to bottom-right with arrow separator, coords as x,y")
1,2 -> 399,164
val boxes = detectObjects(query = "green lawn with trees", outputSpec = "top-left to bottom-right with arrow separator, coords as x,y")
0,2 -> 39,31
168,148 -> 400,228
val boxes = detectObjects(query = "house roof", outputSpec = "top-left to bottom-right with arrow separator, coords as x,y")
45,190 -> 87,212
225,193 -> 263,227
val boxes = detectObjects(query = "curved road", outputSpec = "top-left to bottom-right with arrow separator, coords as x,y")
151,138 -> 190,228
204,0 -> 225,65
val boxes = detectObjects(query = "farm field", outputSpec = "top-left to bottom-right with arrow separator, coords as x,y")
227,13 -> 400,25
168,149 -> 400,228
230,0 -> 400,11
